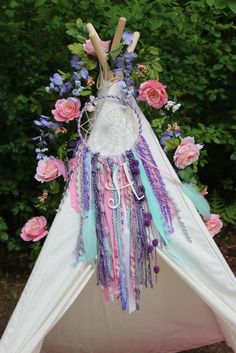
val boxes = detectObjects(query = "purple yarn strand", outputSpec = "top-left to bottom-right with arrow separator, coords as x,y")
91,153 -> 112,287
136,136 -> 174,233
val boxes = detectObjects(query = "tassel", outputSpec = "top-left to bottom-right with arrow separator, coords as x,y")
133,151 -> 170,246
70,174 -> 80,213
80,208 -> 97,263
133,151 -> 187,268
181,182 -> 210,217
69,154 -> 80,213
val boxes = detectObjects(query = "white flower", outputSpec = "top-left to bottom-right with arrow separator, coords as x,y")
165,100 -> 175,110
172,103 -> 181,113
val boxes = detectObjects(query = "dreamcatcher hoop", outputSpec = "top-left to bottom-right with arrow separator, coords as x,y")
77,95 -> 143,151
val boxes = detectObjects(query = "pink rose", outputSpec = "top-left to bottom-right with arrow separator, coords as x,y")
173,137 -> 203,169
20,216 -> 48,242
52,97 -> 81,122
35,157 -> 67,183
139,80 -> 168,109
83,39 -> 110,57
203,213 -> 223,237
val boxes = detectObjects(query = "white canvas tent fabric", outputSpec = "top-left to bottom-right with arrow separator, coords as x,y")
1,80 -> 236,353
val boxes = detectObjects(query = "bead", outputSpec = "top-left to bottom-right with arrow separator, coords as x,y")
144,218 -> 151,227
152,238 -> 159,247
139,185 -> 145,193
143,212 -> 152,226
147,244 -> 153,253
154,265 -> 160,274
132,166 -> 140,175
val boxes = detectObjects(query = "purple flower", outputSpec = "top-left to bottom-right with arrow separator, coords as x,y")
113,68 -> 123,76
124,52 -> 137,63
32,136 -> 41,141
60,82 -> 72,96
70,55 -> 84,70
122,31 -> 133,45
70,56 -> 89,79
80,68 -> 89,79
160,131 -> 174,147
36,116 -> 59,129
114,52 -> 137,98
115,57 -> 124,68
50,73 -> 64,87
119,80 -> 126,88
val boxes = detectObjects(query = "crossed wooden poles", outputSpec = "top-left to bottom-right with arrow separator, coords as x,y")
86,17 -> 140,80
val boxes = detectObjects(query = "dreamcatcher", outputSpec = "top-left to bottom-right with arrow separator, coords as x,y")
67,94 -> 178,312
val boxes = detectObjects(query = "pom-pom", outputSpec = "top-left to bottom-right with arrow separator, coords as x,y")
147,244 -> 153,253
152,238 -> 159,247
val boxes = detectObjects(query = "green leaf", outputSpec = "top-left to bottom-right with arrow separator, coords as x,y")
67,43 -> 97,70
164,138 -> 180,152
66,29 -> 80,39
1,233 -> 8,241
30,103 -> 38,113
76,34 -> 86,43
29,96 -> 38,104
35,0 -> 46,7
80,89 -> 92,96
206,0 -> 215,5
7,241 -> 15,252
177,166 -> 196,183
191,14 -> 198,23
50,180 -> 60,194
214,0 -> 227,8
228,1 -> 236,13
68,43 -> 84,56
109,43 -> 123,61
57,70 -> 71,79
81,55 -> 97,70
76,18 -> 84,29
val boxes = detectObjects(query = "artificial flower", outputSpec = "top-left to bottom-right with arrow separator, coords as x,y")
52,97 -> 81,122
203,213 -> 223,237
139,80 -> 168,109
173,137 -> 203,169
35,156 -> 67,183
83,39 -> 110,57
20,216 -> 48,242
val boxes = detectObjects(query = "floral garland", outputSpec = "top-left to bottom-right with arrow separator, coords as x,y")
21,18 -> 223,245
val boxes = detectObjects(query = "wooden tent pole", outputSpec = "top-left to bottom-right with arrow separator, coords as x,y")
86,23 -> 113,80
127,31 -> 140,53
89,33 -> 113,80
110,17 -> 127,51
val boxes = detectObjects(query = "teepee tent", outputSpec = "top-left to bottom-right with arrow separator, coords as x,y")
1,20 -> 236,353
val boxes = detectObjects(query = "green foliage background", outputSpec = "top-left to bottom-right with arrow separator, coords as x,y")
0,0 -> 235,270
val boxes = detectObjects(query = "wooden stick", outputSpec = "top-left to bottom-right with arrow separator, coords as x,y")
127,31 -> 140,53
89,33 -> 113,80
110,17 -> 127,51
86,23 -> 101,40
